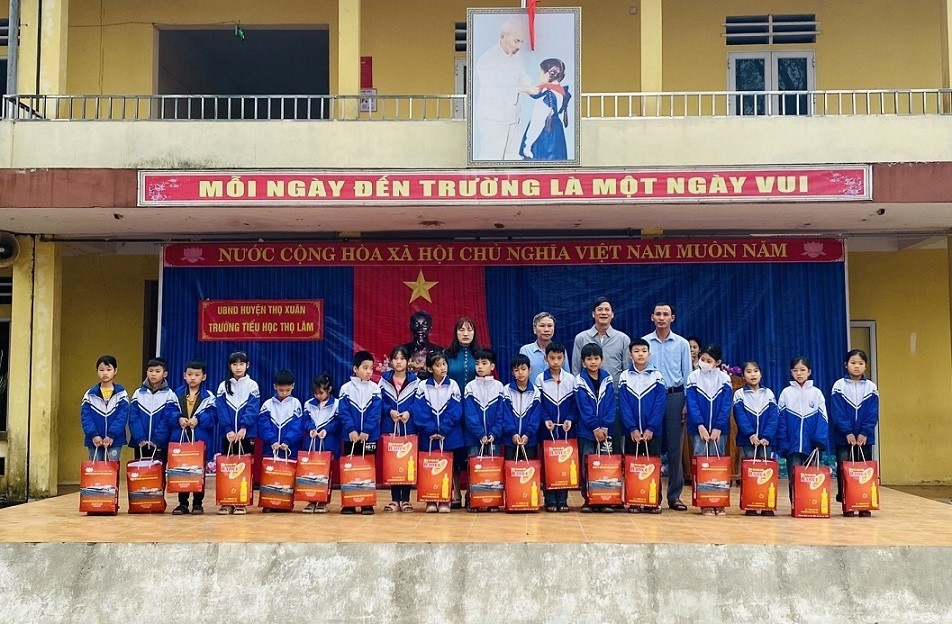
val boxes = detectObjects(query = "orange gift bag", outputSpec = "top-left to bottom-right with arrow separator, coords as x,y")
542,432 -> 580,491
259,451 -> 297,511
586,444 -> 623,506
126,452 -> 167,514
468,443 -> 505,509
739,445 -> 778,512
216,444 -> 253,506
294,438 -> 333,504
505,445 -> 542,512
691,442 -> 732,508
339,446 -> 377,508
840,446 -> 880,513
79,447 -> 120,514
166,430 -> 206,494
792,448 -> 831,518
380,423 -> 419,487
416,441 -> 453,503
624,441 -> 661,507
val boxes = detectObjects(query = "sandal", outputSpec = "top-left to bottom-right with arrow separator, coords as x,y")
218,505 -> 232,515
400,502 -> 414,513
361,506 -> 375,515
668,500 -> 688,511
302,502 -> 317,514
314,503 -> 328,514
384,501 -> 401,512
232,506 -> 247,515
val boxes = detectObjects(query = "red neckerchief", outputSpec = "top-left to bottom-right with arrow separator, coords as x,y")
538,82 -> 565,96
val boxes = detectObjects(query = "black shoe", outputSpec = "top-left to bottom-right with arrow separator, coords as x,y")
262,507 -> 274,513
843,511 -> 855,517
668,499 -> 688,511
557,505 -> 571,513
172,504 -> 189,515
450,500 -> 462,510
835,493 -> 843,503
645,506 -> 662,514
361,506 -> 375,515
745,510 -> 758,516
761,510 -> 774,517
859,510 -> 872,518
341,506 -> 357,515
191,505 -> 204,515
545,505 -> 558,512
601,505 -> 615,514
580,505 -> 593,513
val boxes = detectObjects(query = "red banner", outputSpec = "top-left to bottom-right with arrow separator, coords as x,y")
140,167 -> 870,206
198,299 -> 323,342
165,238 -> 844,269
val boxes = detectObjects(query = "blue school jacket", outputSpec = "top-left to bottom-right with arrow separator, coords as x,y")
618,365 -> 666,438
501,380 -> 541,449
303,396 -> 341,458
258,394 -> 305,457
216,376 -> 261,439
463,376 -> 506,446
777,380 -> 829,456
733,386 -> 779,448
337,377 -> 383,443
829,377 -> 879,446
574,370 -> 615,442
379,371 -> 419,437
171,384 -> 217,462
412,376 -> 464,451
80,383 -> 130,449
534,369 -> 578,440
128,380 -> 180,449
686,368 -> 733,434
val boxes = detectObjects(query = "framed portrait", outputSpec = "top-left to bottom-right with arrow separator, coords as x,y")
467,7 -> 581,168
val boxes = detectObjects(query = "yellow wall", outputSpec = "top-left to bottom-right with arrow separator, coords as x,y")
56,253 -> 158,484
663,0 -> 945,91
848,248 -> 952,485
63,1 -> 947,96
66,0 -> 340,94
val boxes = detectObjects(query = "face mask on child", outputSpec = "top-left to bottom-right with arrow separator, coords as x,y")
698,361 -> 715,373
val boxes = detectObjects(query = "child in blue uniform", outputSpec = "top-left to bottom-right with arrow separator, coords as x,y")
338,350 -> 383,515
80,355 -> 129,463
128,357 -> 180,465
535,342 -> 576,513
215,351 -> 260,515
686,343 -> 733,516
733,360 -> 780,516
303,373 -> 339,514
618,338 -> 666,513
171,359 -> 217,515
380,346 -> 419,513
778,356 -> 829,505
574,343 -> 616,513
830,349 -> 879,517
463,348 -> 505,511
413,350 -> 464,513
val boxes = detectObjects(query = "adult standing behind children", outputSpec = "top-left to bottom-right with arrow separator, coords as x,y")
519,311 -> 569,381
445,317 -> 483,508
642,302 -> 692,512
572,297 -> 630,453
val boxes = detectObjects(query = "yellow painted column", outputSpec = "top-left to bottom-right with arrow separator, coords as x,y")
16,0 -> 70,95
338,0 -> 361,119
943,1 -> 952,88
640,0 -> 663,106
6,237 -> 62,500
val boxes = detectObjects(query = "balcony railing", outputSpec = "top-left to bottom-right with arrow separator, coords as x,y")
3,89 -> 952,121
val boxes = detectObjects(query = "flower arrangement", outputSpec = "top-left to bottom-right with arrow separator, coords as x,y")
721,363 -> 743,377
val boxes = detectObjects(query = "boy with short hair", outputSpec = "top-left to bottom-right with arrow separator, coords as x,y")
463,348 -> 505,460
258,369 -> 305,458
338,350 -> 383,515
618,338 -> 666,513
171,359 -> 216,515
535,342 -> 576,513
80,355 -> 130,462
501,353 -> 541,461
128,357 -> 180,462
574,343 -> 616,512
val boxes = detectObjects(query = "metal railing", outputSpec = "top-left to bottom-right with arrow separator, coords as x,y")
3,89 -> 952,121
0,94 -> 465,121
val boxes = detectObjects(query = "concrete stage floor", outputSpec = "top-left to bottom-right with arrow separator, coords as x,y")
1,483 -> 949,546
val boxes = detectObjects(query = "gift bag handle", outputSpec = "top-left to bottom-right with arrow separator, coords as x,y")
517,443 -> 529,463
805,447 -> 821,468
704,439 -> 721,458
428,438 -> 445,454
393,420 -> 407,437
849,444 -> 868,464
178,427 -> 196,445
478,442 -> 495,459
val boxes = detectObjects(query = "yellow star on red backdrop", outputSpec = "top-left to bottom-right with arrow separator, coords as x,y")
404,270 -> 438,303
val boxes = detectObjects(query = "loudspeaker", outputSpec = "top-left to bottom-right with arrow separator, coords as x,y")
0,232 -> 20,268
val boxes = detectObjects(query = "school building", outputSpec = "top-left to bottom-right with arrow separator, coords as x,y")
1,0 -> 951,501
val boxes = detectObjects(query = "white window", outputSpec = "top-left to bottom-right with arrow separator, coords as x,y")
454,57 -> 466,120
728,51 -> 815,116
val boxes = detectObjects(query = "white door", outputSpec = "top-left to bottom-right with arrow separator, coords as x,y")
728,51 -> 814,115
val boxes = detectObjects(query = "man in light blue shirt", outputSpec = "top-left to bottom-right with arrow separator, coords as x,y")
519,312 -> 568,381
643,302 -> 692,511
